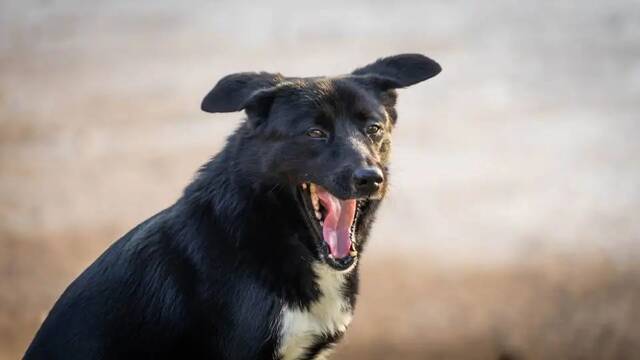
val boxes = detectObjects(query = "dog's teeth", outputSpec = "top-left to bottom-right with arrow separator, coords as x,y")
349,250 -> 358,257
310,184 -> 320,211
315,210 -> 322,220
328,254 -> 334,259
302,183 -> 307,190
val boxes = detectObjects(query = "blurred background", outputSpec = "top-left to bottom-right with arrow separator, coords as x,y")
2,0 -> 640,359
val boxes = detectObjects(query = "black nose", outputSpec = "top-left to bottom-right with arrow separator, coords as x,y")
353,167 -> 384,194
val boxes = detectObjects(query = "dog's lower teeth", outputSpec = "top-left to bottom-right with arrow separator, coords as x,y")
302,183 -> 307,190
315,211 -> 322,220
350,250 -> 358,257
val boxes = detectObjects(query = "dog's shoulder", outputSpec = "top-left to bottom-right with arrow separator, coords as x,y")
277,263 -> 355,360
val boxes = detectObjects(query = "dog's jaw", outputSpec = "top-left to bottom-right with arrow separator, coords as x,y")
297,182 -> 367,272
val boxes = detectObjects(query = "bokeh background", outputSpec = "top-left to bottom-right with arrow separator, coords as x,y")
2,1 -> 640,359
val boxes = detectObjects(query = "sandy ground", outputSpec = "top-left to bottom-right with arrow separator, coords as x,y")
2,0 -> 640,359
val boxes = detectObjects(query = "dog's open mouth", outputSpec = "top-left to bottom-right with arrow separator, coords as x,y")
297,183 -> 363,271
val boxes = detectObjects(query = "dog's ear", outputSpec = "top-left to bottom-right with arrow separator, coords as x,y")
241,86 -> 281,124
351,53 -> 441,89
201,72 -> 284,113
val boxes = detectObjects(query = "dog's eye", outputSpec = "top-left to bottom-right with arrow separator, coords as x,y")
365,124 -> 382,135
306,128 -> 328,139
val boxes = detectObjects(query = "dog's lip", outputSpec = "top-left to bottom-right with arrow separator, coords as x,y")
296,182 -> 362,271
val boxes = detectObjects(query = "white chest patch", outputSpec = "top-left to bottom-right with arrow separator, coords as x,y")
277,262 -> 354,360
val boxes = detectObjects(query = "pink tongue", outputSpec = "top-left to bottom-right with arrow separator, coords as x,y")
316,187 -> 356,259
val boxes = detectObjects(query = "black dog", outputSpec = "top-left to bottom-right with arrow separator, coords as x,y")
25,54 -> 441,360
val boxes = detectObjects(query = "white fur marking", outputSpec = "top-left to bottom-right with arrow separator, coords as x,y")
313,347 -> 336,360
278,262 -> 354,360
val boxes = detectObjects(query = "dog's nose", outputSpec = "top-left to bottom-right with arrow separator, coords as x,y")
353,167 -> 384,194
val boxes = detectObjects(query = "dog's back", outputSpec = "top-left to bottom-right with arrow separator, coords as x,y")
27,205 -> 282,359
27,212 -> 211,359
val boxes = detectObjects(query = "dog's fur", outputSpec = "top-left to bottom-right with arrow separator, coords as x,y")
25,54 -> 441,360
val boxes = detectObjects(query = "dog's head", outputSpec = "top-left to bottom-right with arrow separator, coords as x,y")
201,54 -> 441,270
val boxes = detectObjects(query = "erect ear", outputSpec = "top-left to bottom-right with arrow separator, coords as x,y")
200,72 -> 285,113
351,53 -> 441,89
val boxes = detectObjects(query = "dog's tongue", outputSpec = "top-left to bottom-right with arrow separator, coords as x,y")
316,187 -> 356,259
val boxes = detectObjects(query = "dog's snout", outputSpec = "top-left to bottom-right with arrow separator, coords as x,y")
353,167 -> 384,194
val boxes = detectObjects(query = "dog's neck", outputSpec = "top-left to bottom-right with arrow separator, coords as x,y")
176,141 -> 331,303
181,144 -> 297,237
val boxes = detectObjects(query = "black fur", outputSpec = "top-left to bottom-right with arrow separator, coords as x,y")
25,54 -> 441,360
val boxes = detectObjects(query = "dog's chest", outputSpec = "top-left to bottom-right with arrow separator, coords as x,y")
277,264 -> 353,360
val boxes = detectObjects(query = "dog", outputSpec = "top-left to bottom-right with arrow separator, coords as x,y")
25,54 -> 441,360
